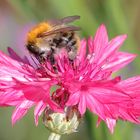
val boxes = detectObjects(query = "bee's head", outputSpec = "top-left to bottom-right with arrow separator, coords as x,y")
26,43 -> 39,55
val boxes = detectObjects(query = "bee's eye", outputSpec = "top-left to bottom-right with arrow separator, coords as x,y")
26,44 -> 39,55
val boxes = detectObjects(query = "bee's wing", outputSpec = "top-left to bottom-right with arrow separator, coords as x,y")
49,15 -> 80,25
59,15 -> 80,24
39,25 -> 81,37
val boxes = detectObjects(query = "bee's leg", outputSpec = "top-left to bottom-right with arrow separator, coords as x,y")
47,54 -> 57,72
49,55 -> 55,65
69,58 -> 75,70
38,56 -> 46,63
48,48 -> 55,65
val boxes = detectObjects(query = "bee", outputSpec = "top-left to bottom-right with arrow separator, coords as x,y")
26,15 -> 80,64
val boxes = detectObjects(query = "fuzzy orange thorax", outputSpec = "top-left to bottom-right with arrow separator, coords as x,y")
27,22 -> 52,44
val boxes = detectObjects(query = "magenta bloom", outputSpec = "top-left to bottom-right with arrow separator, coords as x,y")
0,49 -> 61,126
53,25 -> 140,133
0,24 -> 140,134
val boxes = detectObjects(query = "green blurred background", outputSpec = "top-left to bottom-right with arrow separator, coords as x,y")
0,0 -> 140,140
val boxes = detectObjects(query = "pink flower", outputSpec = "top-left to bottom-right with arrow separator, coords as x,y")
50,25 -> 140,133
0,50 -> 61,126
0,24 -> 140,134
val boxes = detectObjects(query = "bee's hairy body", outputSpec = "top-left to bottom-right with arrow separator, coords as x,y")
27,22 -> 51,44
26,16 -> 80,64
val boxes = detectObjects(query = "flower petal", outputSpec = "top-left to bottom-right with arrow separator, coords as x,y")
77,39 -> 87,62
7,47 -> 30,64
78,93 -> 86,115
98,34 -> 127,65
34,101 -> 46,126
12,100 -> 34,125
0,90 -> 23,106
105,118 -> 116,133
67,91 -> 80,106
102,52 -> 136,72
93,24 -> 108,59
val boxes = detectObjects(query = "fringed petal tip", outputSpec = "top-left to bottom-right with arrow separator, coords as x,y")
96,117 -> 116,134
98,24 -> 107,32
106,118 -> 116,134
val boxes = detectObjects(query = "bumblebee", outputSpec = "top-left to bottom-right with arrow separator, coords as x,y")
26,15 -> 80,64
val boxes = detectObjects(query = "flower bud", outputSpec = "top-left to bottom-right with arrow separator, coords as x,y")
43,107 -> 81,140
